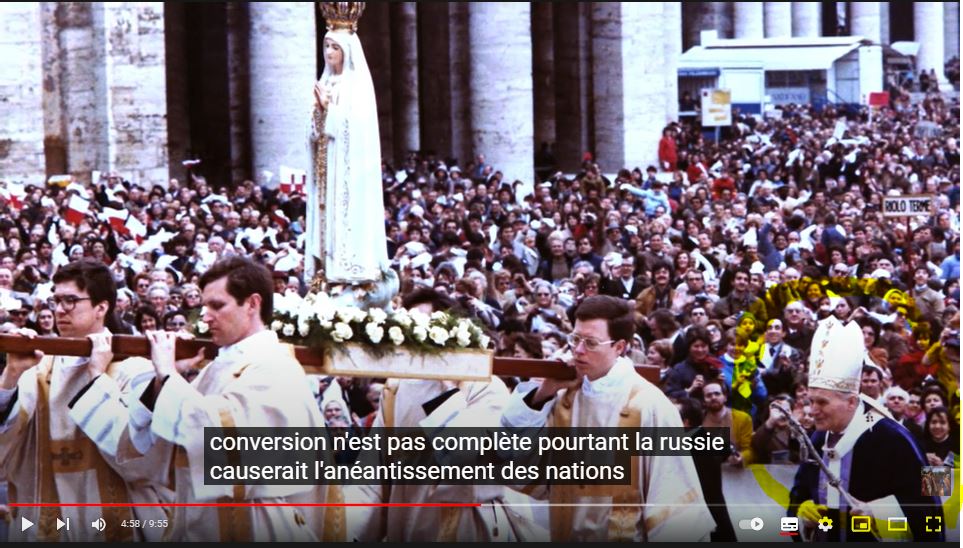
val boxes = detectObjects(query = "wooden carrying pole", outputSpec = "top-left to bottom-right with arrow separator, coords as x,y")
0,334 -> 661,383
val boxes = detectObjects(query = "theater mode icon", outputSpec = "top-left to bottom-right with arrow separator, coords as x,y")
886,517 -> 908,532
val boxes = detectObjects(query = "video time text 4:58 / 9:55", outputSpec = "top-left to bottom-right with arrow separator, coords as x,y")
121,520 -> 169,529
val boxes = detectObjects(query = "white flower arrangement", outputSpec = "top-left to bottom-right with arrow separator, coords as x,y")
209,291 -> 491,355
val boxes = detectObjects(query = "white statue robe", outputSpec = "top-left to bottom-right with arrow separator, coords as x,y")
501,358 -> 716,542
345,378 -> 544,542
0,349 -> 169,542
305,30 -> 388,284
102,330 -> 344,542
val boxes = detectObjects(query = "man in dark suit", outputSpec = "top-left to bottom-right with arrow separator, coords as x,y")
600,253 -> 644,302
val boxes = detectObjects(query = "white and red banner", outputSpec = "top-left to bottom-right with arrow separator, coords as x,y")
64,194 -> 90,225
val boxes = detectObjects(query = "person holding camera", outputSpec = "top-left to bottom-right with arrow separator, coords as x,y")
523,281 -> 572,335
750,395 -> 800,464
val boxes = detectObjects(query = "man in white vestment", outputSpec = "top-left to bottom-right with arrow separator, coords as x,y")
75,256 -> 344,541
501,295 -> 716,541
345,288 -> 542,541
0,259 -> 168,541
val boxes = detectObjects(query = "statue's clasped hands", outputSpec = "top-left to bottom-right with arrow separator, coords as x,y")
314,81 -> 332,110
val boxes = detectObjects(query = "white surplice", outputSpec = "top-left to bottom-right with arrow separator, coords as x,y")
90,329 -> 342,542
501,357 -> 716,542
0,349 -> 169,542
344,377 -> 544,542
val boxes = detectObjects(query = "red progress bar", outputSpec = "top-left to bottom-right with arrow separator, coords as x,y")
10,503 -> 481,508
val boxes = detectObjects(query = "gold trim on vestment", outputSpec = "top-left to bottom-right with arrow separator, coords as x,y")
549,383 -> 648,541
322,483 -> 347,541
216,403 -> 253,542
35,357 -> 134,541
311,104 -> 329,290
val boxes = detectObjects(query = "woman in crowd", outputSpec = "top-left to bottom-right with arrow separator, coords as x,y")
34,304 -> 56,336
921,406 -> 958,466
134,305 -> 161,335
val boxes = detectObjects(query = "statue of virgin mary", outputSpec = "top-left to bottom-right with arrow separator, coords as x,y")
307,2 -> 394,306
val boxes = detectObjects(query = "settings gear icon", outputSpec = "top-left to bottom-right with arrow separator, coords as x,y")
817,516 -> 834,532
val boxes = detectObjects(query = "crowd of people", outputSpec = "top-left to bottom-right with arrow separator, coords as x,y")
0,87 -> 960,540
0,91 -> 960,456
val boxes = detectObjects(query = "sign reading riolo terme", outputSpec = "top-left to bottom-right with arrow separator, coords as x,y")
881,195 -> 934,218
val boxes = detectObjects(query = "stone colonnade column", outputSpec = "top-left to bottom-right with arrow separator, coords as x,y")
1,2 -> 46,185
944,3 -> 960,64
763,2 -> 791,38
683,2 -> 733,49
248,2 -> 314,186
663,1 -> 682,123
448,3 -> 471,168
553,2 -> 593,172
92,2 -> 169,186
390,2 -> 419,163
532,2 -> 556,158
592,2 -> 666,172
914,2 -> 947,86
791,2 -> 821,37
468,2 -> 534,195
733,2 -> 763,39
850,2 -> 881,43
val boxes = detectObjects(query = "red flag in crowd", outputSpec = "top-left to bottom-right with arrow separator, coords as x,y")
101,207 -> 128,233
65,194 -> 90,225
0,183 -> 25,210
280,174 -> 306,196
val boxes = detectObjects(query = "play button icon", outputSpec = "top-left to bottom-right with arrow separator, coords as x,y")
21,517 -> 34,532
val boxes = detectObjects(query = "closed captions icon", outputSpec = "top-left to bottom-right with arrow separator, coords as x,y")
780,517 -> 799,536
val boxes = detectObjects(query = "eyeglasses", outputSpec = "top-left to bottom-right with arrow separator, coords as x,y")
48,295 -> 91,312
536,292 -> 552,297
567,333 -> 616,351
691,311 -> 706,317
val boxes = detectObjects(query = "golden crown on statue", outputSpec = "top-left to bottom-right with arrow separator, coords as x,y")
318,2 -> 365,32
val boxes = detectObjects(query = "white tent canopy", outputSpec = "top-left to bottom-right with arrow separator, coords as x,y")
889,41 -> 921,58
680,37 -> 865,72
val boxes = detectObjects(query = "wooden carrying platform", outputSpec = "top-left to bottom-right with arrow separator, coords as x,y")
0,334 -> 661,383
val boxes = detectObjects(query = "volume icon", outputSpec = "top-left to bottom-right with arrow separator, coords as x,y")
91,517 -> 106,532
